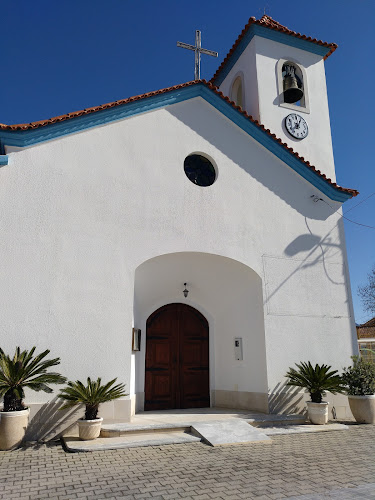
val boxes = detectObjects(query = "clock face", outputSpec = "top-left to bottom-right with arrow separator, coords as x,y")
285,113 -> 308,139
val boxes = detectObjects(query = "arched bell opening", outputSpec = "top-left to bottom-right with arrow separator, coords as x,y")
277,58 -> 309,112
282,63 -> 304,104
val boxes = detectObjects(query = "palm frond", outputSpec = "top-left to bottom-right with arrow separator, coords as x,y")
0,347 -> 67,411
286,361 -> 346,403
59,377 -> 127,419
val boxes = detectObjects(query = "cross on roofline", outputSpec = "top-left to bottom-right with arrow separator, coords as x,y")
177,30 -> 218,80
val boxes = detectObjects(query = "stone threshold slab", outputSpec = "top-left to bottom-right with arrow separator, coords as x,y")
63,431 -> 200,452
191,419 -> 272,446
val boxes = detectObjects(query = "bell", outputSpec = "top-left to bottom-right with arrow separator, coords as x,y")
283,75 -> 304,104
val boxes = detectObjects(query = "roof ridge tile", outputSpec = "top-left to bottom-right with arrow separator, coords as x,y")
259,14 -> 290,31
211,15 -> 337,84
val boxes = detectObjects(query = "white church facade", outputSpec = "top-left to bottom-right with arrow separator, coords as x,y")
0,15 -> 359,422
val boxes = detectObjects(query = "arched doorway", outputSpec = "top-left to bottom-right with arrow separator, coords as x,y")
145,303 -> 209,411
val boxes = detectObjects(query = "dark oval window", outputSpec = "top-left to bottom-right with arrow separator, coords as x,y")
184,154 -> 216,187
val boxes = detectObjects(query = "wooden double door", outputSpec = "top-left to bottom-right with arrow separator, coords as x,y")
145,303 -> 210,411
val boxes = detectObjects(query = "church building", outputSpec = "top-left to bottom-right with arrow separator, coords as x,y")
0,15 -> 359,422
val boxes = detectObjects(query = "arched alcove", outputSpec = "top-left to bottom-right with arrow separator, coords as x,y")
132,251 -> 268,414
230,75 -> 244,108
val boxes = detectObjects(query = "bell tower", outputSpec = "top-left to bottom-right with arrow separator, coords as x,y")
213,15 -> 338,180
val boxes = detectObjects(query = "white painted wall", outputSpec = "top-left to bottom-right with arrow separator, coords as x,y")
219,41 -> 259,120
219,35 -> 337,180
0,96 -> 356,415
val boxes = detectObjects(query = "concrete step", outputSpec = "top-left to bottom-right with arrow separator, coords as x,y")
63,420 -> 349,452
63,431 -> 201,452
191,419 -> 271,447
65,419 -> 272,452
100,413 -> 306,438
100,423 -> 189,437
248,413 -> 306,427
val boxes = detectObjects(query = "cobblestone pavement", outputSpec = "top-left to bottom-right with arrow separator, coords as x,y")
0,425 -> 374,500
288,483 -> 375,499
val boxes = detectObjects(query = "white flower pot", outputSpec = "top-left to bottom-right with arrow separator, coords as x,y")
306,401 -> 329,425
78,418 -> 103,440
0,408 -> 30,450
348,395 -> 375,424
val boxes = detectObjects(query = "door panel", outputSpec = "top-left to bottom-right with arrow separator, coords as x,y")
145,303 -> 209,411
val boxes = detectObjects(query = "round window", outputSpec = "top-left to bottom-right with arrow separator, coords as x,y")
184,154 -> 216,187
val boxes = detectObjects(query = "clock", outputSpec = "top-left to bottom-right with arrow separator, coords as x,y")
285,113 -> 308,139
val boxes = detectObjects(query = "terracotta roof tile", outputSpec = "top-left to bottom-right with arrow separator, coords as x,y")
0,81 -> 200,131
211,15 -> 337,84
0,80 -> 358,198
358,317 -> 375,328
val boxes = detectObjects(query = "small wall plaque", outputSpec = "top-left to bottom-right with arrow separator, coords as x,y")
234,337 -> 243,361
132,328 -> 141,351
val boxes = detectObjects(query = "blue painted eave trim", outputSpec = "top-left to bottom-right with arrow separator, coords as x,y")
213,24 -> 331,87
0,83 -> 351,202
0,87 -> 199,149
196,86 -> 351,203
0,155 -> 8,166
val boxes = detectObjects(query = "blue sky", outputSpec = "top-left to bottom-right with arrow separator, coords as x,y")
1,0 -> 374,323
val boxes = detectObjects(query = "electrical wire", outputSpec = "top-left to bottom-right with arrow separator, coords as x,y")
318,197 -> 375,230
344,191 -> 375,215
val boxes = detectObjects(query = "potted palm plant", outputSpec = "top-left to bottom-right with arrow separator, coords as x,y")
59,377 -> 127,440
0,347 -> 67,450
342,355 -> 375,424
285,361 -> 346,424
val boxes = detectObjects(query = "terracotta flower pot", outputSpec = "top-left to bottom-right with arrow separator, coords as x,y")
306,401 -> 329,425
0,408 -> 30,450
78,417 -> 103,440
348,395 -> 375,424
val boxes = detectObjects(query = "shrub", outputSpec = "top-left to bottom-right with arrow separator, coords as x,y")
342,356 -> 375,396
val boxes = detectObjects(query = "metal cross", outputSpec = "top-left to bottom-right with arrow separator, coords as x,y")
177,30 -> 218,80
